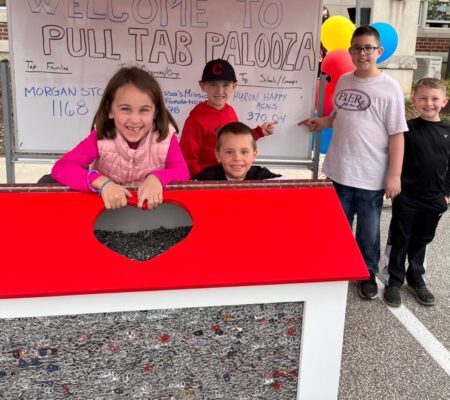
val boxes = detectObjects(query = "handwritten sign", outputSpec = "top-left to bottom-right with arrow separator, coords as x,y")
8,0 -> 320,160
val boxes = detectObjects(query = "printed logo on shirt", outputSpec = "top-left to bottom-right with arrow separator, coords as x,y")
334,89 -> 371,111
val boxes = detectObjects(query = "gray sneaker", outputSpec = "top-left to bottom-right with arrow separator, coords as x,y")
406,285 -> 435,306
384,286 -> 401,307
358,273 -> 378,300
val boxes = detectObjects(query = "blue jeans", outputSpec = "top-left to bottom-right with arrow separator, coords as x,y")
333,181 -> 384,274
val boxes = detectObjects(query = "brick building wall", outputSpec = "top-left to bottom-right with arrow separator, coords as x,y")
0,22 -> 7,41
416,37 -> 450,52
415,29 -> 450,78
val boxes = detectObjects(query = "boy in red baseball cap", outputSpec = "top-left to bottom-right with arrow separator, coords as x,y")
180,59 -> 276,177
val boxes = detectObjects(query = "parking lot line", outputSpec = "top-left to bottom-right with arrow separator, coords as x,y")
377,278 -> 450,376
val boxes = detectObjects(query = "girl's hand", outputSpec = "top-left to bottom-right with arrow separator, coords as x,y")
100,181 -> 132,210
261,121 -> 277,136
138,174 -> 163,210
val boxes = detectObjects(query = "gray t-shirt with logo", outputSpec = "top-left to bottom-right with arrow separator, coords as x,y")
322,72 -> 408,191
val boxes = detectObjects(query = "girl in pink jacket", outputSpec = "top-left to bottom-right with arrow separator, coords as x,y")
52,66 -> 189,210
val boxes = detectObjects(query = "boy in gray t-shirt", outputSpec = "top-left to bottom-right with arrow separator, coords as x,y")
301,25 -> 407,300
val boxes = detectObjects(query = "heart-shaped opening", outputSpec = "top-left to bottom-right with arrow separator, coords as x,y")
94,203 -> 192,262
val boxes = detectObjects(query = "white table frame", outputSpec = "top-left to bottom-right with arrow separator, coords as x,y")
1,281 -> 348,400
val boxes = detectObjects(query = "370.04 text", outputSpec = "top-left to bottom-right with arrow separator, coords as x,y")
247,112 -> 286,124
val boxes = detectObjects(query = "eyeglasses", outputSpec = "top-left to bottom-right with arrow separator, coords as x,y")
349,46 -> 379,55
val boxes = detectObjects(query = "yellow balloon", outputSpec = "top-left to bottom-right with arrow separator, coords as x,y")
321,16 -> 356,52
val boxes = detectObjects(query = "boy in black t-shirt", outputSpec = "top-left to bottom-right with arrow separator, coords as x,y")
193,122 -> 281,181
384,78 -> 450,307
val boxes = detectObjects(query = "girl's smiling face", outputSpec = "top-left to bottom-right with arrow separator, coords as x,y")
109,83 -> 156,143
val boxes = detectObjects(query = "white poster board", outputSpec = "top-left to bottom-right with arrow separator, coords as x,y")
7,0 -> 320,161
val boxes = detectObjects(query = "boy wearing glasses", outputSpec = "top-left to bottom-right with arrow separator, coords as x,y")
301,25 -> 407,300
180,59 -> 276,177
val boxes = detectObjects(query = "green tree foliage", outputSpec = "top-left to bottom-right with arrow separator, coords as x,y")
428,0 -> 450,22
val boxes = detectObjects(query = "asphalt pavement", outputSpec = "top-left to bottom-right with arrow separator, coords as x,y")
339,207 -> 450,400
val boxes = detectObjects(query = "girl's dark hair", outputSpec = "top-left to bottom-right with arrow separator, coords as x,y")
92,66 -> 178,141
322,7 -> 330,23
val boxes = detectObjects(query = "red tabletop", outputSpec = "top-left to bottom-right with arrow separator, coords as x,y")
0,185 -> 368,299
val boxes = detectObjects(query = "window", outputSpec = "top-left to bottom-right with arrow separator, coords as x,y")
0,1 -> 5,22
420,1 -> 450,27
428,0 -> 450,24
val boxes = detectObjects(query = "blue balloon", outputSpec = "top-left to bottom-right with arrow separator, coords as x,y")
311,128 -> 333,154
371,22 -> 398,64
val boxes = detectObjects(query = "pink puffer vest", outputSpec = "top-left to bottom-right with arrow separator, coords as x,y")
93,126 -> 174,184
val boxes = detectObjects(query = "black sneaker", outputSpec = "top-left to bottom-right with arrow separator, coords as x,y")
383,286 -> 401,307
358,273 -> 378,300
407,285 -> 435,306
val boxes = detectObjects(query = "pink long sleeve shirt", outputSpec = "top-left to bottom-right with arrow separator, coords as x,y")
52,130 -> 189,192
